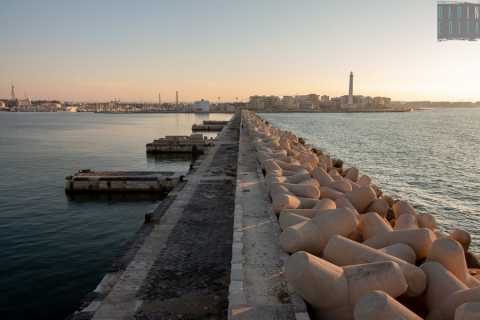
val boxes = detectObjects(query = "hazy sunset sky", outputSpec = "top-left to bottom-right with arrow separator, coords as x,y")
1,0 -> 480,102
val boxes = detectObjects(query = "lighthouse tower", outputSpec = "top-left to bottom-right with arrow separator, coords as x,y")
348,72 -> 354,105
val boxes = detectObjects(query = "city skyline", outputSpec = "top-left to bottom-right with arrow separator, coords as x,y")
2,0 -> 480,102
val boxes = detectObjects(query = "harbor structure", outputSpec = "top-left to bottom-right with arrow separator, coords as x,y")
69,110 -> 480,320
348,71 -> 354,105
10,84 -> 16,100
65,170 -> 183,194
146,133 -> 215,154
192,119 -> 227,131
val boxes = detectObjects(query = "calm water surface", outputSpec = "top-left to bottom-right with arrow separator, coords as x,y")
0,112 -> 231,320
262,109 -> 480,251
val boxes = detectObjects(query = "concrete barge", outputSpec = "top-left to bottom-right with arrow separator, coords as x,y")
65,170 -> 184,194
146,133 -> 215,154
191,120 -> 229,132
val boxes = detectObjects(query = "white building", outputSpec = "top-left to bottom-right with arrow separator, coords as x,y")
281,96 -> 298,110
192,99 -> 210,113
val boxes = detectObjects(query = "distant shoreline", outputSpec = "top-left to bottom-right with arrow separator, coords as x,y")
2,106 -> 480,114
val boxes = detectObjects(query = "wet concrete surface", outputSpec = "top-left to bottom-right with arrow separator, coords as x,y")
135,117 -> 240,319
70,114 -> 240,320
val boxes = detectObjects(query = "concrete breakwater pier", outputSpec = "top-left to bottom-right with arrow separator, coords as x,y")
70,110 -> 480,320
243,111 -> 480,319
70,112 -> 306,320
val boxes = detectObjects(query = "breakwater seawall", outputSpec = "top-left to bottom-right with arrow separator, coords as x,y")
245,110 -> 480,319
67,109 -> 480,320
70,114 -> 240,319
69,111 -> 308,319
260,109 -> 480,252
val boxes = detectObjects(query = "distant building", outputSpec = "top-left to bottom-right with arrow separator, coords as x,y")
281,96 -> 298,110
248,95 -> 281,111
17,98 -> 31,107
321,95 -> 330,102
192,99 -> 210,113
296,94 -> 320,110
248,96 -> 265,110
40,102 -> 62,111
373,96 -> 391,106
223,104 -> 236,113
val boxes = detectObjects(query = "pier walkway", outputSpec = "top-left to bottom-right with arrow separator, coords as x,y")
71,111 -> 305,320
227,121 -> 308,319
73,115 -> 238,320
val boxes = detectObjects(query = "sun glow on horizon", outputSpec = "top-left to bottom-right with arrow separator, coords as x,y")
2,0 -> 480,102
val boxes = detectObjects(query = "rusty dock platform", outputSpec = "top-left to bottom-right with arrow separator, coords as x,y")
146,133 -> 215,154
191,120 -> 229,132
65,170 -> 184,194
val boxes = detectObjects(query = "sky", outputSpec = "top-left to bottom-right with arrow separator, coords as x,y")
1,0 -> 480,102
